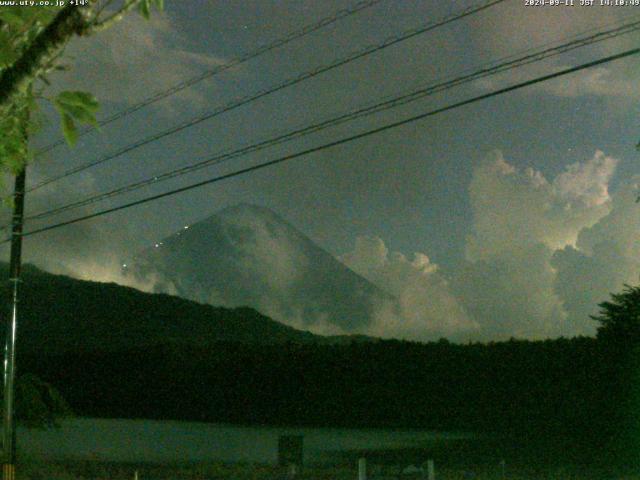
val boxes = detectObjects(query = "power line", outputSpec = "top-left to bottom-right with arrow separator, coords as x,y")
25,17 -> 640,222
16,46 -> 640,241
35,0 -> 386,156
29,0 -> 507,192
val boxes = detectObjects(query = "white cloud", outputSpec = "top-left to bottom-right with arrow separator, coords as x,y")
340,236 -> 478,342
553,150 -> 617,207
539,65 -> 639,99
574,177 -> 640,258
9,219 -> 157,293
477,4 -> 617,58
465,150 -> 614,261
457,150 -> 619,339
13,148 -> 630,343
118,204 -> 386,336
0,168 -> 157,292
454,243 -> 570,340
552,178 -> 640,334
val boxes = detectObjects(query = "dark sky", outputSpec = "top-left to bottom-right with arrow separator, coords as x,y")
6,0 -> 640,341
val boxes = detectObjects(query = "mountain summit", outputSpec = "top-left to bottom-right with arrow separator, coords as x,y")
125,204 -> 390,335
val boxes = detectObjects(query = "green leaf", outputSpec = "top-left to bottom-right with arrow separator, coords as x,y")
61,113 -> 78,146
54,101 -> 97,126
151,0 -> 164,10
53,91 -> 100,137
55,91 -> 99,113
138,0 -> 151,19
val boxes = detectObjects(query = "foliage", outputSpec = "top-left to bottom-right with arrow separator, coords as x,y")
14,373 -> 72,428
0,0 -> 163,429
0,6 -> 57,173
138,0 -> 164,19
52,90 -> 99,146
0,7 -> 58,69
0,92 -> 36,174
591,284 -> 640,346
0,372 -> 72,429
0,0 -> 163,175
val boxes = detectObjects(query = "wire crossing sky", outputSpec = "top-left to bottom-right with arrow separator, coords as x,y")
17,46 -> 640,241
24,16 -> 640,223
29,0 -> 507,192
34,0 -> 386,156
15,0 -> 640,342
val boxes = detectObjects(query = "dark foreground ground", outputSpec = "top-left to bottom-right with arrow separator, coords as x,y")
14,459 -> 640,480
14,439 -> 640,480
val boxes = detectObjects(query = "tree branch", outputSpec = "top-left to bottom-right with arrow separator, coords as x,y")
0,6 -> 93,111
90,0 -> 141,33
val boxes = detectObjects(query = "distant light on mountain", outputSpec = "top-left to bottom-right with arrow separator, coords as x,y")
125,204 -> 392,336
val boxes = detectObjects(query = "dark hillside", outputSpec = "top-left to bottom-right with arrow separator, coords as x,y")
0,264 -> 635,467
0,264 -> 321,354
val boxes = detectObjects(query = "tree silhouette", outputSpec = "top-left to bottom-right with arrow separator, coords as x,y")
14,374 -> 72,429
592,284 -> 640,347
591,284 -> 640,467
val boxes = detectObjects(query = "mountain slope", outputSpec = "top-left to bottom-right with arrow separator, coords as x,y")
125,204 -> 392,335
0,264 -> 321,354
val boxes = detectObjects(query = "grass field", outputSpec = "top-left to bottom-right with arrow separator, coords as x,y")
14,431 -> 640,479
13,460 -> 640,480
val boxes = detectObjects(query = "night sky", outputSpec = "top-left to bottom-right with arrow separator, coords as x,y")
6,0 -> 640,341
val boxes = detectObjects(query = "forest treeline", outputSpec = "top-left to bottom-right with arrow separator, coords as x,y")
19,334 -> 640,466
4,264 -> 640,467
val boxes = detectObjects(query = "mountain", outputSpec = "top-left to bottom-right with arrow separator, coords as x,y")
0,263 -> 323,354
124,204 -> 392,335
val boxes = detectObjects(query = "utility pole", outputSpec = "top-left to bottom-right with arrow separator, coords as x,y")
2,167 -> 26,480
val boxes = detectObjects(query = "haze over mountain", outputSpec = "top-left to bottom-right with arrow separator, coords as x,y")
125,204 -> 393,336
0,263 -> 328,355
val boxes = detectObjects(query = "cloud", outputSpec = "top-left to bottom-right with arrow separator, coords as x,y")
12,148 -> 629,343
0,167 -> 158,292
552,178 -> 640,334
536,65 -> 640,100
471,5 -> 639,100
216,205 -> 310,295
477,4 -> 619,58
474,62 -> 640,101
465,150 -> 615,261
52,12 -> 227,111
456,150 -> 619,339
553,150 -> 617,207
574,176 -> 640,258
454,243 -> 569,340
340,236 -> 478,342
15,216 -> 155,294
122,204 -> 384,336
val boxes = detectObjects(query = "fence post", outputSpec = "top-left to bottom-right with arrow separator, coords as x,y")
426,459 -> 435,480
358,457 -> 366,480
